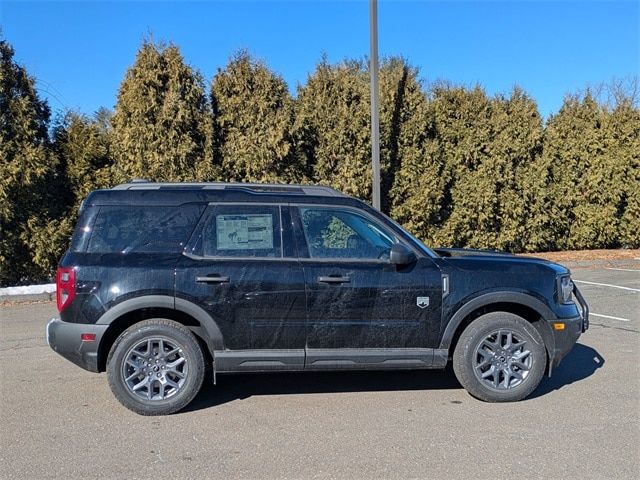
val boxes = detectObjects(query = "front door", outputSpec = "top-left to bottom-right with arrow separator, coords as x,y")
292,206 -> 442,369
176,204 -> 306,371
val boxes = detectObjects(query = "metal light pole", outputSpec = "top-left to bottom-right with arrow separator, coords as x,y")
369,0 -> 381,210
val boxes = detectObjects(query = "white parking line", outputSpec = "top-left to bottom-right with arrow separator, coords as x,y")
605,268 -> 640,272
573,280 -> 640,293
591,313 -> 630,322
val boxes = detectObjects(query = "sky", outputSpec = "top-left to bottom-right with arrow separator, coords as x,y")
2,0 -> 639,118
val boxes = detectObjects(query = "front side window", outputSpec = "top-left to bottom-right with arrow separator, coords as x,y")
299,207 -> 396,260
201,205 -> 281,258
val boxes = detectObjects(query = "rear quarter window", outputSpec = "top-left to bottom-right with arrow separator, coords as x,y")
85,205 -> 204,254
69,207 -> 99,252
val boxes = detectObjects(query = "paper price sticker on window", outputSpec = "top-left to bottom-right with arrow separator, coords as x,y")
216,214 -> 273,250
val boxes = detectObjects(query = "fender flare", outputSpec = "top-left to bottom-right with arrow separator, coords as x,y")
175,297 -> 224,350
439,291 -> 556,350
96,295 -> 224,350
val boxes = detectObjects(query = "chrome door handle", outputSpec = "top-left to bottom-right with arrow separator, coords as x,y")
318,276 -> 351,284
196,275 -> 230,284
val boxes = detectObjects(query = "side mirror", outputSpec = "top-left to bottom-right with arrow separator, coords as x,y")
389,243 -> 416,266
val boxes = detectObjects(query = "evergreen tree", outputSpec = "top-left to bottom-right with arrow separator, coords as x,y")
542,93 -> 627,249
610,95 -> 640,248
485,88 -> 544,251
387,68 -> 447,245
393,85 -> 545,251
424,84 -> 494,248
211,51 -> 299,183
295,57 -> 427,204
25,111 -> 116,276
2,37 -> 638,286
53,111 -> 113,205
0,39 -> 56,285
294,58 -> 371,198
378,58 -> 430,213
514,146 -> 559,252
111,40 -> 212,182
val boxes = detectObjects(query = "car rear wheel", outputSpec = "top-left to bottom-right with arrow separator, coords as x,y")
453,312 -> 546,402
107,319 -> 205,415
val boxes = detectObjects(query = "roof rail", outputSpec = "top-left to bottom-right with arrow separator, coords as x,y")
111,181 -> 346,197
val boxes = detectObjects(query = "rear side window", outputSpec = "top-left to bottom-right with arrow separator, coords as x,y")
86,205 -> 204,254
69,207 -> 99,252
199,205 -> 282,258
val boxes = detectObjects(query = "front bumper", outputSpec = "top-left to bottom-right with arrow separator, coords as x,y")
573,284 -> 589,332
46,318 -> 108,372
549,284 -> 589,369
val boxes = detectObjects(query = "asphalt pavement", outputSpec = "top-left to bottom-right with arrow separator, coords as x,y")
1,261 -> 638,479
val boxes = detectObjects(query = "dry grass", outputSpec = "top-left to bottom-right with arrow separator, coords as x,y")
521,249 -> 640,262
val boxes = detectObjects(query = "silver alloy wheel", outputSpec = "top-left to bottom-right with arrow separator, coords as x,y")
121,336 -> 188,401
473,329 -> 532,390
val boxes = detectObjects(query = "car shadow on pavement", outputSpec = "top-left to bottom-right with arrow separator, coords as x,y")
183,343 -> 604,412
530,343 -> 605,399
183,368 -> 463,412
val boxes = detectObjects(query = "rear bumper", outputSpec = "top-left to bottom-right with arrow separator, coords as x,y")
46,318 -> 108,372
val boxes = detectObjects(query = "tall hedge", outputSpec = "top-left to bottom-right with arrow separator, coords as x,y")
294,58 -> 371,197
378,58 -> 430,213
0,40 -> 57,285
111,41 -> 213,182
211,52 -> 300,183
541,93 -> 633,250
27,112 -> 116,272
614,99 -> 640,247
1,36 -> 638,286
53,111 -> 113,207
295,57 -> 429,204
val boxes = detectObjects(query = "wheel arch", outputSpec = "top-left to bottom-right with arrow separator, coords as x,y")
96,296 -> 223,372
441,292 -> 556,367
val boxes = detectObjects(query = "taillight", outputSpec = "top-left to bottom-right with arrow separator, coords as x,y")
56,267 -> 76,312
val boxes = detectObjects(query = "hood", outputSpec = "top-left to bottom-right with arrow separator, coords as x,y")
433,247 -> 569,275
433,247 -> 518,258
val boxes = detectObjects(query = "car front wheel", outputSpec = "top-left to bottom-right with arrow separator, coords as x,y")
107,319 -> 205,415
453,312 -> 547,402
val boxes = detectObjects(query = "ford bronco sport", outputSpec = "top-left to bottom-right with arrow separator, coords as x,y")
46,181 -> 588,415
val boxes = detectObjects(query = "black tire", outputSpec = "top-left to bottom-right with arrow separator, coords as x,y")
107,319 -> 205,415
453,312 -> 546,402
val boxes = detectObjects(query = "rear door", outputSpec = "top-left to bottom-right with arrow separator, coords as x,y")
175,203 -> 306,371
292,206 -> 443,369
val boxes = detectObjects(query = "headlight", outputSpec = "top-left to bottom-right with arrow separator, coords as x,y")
559,276 -> 574,304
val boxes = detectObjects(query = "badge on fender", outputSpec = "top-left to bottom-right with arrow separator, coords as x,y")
416,296 -> 429,309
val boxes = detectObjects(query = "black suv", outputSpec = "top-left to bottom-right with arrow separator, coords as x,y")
47,181 -> 588,415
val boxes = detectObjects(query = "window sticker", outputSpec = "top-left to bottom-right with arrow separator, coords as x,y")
216,214 -> 273,250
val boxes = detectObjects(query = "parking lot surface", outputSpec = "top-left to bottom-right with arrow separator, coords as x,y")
1,261 -> 638,479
